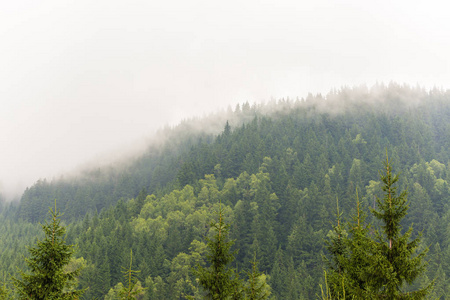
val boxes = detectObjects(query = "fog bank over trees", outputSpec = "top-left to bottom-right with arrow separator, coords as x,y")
2,0 -> 450,201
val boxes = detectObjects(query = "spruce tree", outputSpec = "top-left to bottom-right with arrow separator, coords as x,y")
0,281 -> 11,299
244,255 -> 271,300
324,197 -> 350,299
346,195 -> 375,298
326,155 -> 432,299
325,193 -> 374,299
13,203 -> 84,300
191,205 -> 242,299
369,154 -> 432,298
118,249 -> 146,300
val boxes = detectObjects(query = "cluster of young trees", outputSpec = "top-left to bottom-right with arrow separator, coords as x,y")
2,196 -> 273,299
0,155 -> 435,299
191,205 -> 271,299
325,155 -> 432,298
68,165 -> 287,299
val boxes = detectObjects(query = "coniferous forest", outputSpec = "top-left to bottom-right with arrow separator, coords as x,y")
2,84 -> 450,298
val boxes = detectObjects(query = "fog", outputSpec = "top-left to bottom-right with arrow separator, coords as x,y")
1,0 -> 450,200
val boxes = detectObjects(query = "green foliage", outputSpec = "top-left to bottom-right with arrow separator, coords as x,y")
324,197 -> 350,298
192,205 -> 242,300
244,256 -> 271,300
327,191 -> 375,298
4,86 -> 450,298
0,280 -> 12,300
326,155 -> 433,299
318,271 -> 355,300
117,250 -> 146,300
13,203 -> 84,300
369,154 -> 432,298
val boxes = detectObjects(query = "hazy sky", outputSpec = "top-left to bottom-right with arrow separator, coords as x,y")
1,0 -> 450,199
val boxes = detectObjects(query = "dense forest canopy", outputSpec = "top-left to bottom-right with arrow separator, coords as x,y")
1,83 -> 450,298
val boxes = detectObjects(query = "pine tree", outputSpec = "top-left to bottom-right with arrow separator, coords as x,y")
0,281 -> 11,299
324,197 -> 349,299
369,154 -> 433,298
191,204 -> 242,300
270,247 -> 286,299
340,191 -> 374,299
134,188 -> 147,216
325,193 -> 374,299
326,155 -> 433,299
244,255 -> 271,300
118,249 -> 146,300
13,203 -> 84,300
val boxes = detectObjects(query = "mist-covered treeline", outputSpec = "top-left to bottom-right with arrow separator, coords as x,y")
16,83 -> 450,223
2,83 -> 450,298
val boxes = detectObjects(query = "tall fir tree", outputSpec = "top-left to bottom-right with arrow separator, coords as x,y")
326,155 -> 433,299
244,255 -> 271,300
13,203 -> 84,300
118,249 -> 146,300
191,204 -> 242,300
342,191 -> 374,299
326,191 -> 374,298
324,197 -> 349,299
369,154 -> 432,298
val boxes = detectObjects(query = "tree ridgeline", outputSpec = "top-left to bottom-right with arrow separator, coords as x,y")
17,85 -> 450,224
2,85 -> 450,298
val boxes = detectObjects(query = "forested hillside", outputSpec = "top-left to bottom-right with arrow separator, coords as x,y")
2,84 -> 450,298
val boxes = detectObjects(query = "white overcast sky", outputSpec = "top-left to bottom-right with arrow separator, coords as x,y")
1,0 -> 450,198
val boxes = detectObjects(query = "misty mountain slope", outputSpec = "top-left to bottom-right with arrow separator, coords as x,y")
4,84 -> 450,298
15,106 -> 256,222
67,92 -> 450,299
16,84 -> 450,223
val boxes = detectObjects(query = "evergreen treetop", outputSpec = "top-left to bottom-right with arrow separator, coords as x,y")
117,249 -> 146,300
369,154 -> 433,298
13,203 -> 84,300
244,255 -> 271,300
326,154 -> 433,299
192,204 -> 242,300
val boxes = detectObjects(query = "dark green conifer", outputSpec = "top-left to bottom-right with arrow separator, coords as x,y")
192,205 -> 242,299
118,249 -> 146,300
369,154 -> 432,298
326,155 -> 432,299
244,255 -> 271,300
339,191 -> 374,298
324,197 -> 349,299
0,281 -> 11,299
134,188 -> 147,216
270,247 -> 286,299
13,203 -> 84,300
328,190 -> 375,299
